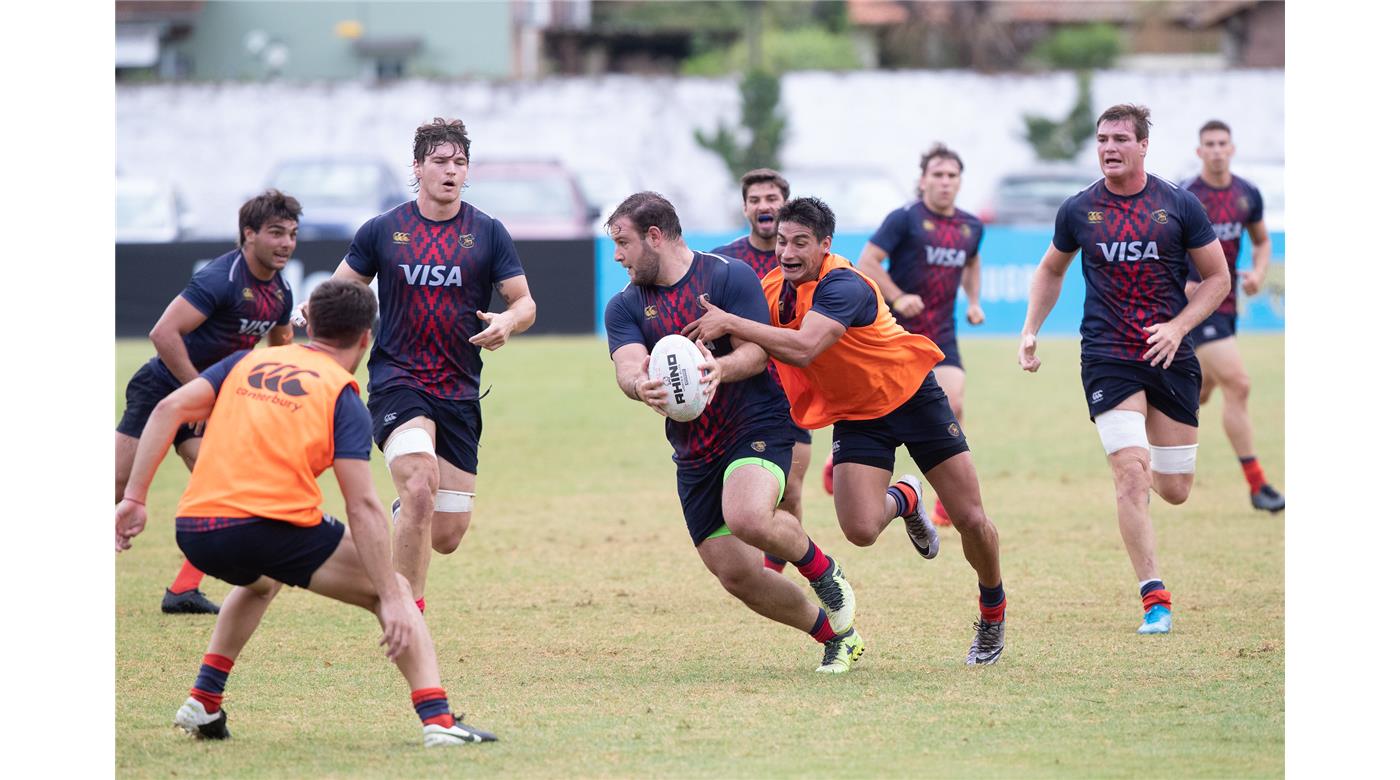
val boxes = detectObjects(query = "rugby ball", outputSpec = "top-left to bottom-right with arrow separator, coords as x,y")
648,334 -> 709,422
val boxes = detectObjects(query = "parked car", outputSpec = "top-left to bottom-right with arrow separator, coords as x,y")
464,160 -> 598,240
572,164 -> 644,236
263,157 -> 408,240
782,166 -> 909,231
979,164 -> 1099,226
116,177 -> 196,242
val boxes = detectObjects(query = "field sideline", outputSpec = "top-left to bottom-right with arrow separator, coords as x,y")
115,333 -> 1284,778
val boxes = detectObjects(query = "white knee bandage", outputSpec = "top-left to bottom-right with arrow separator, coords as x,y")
1150,445 -> 1198,475
382,427 -> 434,466
435,489 -> 475,513
1094,410 -> 1149,455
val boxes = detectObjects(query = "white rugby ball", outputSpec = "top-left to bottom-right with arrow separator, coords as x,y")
648,334 -> 709,422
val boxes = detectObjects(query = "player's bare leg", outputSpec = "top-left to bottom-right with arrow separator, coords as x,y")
1196,338 -> 1283,511
1102,393 -> 1174,634
1146,406 -> 1198,506
204,577 -> 282,662
387,418 -> 440,604
115,432 -> 140,504
830,462 -> 902,547
924,452 -> 1000,586
430,457 -> 476,555
930,364 -> 966,526
697,535 -> 819,631
765,441 -> 810,572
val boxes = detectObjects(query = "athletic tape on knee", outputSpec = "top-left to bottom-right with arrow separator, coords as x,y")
1150,444 -> 1198,475
382,427 -> 433,466
435,489 -> 475,513
1094,410 -> 1149,455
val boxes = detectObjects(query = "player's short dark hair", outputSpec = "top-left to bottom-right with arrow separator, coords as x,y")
919,142 -> 964,174
740,168 -> 790,201
413,117 -> 471,164
606,191 -> 683,240
238,189 -> 302,247
1097,104 -> 1152,141
776,197 -> 836,242
1199,119 -> 1232,138
306,279 -> 378,349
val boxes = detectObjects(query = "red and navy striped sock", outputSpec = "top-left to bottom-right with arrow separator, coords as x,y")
411,687 -> 455,729
1140,579 -> 1172,611
978,582 -> 1006,623
190,653 -> 233,714
1240,456 -> 1268,494
415,597 -> 426,614
808,608 -> 837,643
763,554 -> 787,573
887,482 -> 918,518
793,539 -> 831,582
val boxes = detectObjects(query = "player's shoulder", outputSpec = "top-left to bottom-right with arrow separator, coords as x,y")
1230,174 -> 1261,197
952,207 -> 983,228
709,236 -> 746,256
192,248 -> 242,282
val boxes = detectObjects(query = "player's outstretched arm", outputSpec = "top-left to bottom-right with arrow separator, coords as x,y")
332,457 -> 418,660
116,379 -> 216,550
857,242 -> 922,318
149,297 -> 210,385
707,337 -> 767,384
1243,221 -> 1271,296
611,343 -> 670,415
963,253 -> 985,325
470,275 -> 537,351
292,261 -> 374,327
1019,244 -> 1076,372
683,297 -> 843,367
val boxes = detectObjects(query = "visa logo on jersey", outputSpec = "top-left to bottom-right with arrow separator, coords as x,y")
924,246 -> 968,267
1213,222 -> 1243,241
399,264 -> 463,286
238,319 -> 276,336
1096,241 -> 1160,262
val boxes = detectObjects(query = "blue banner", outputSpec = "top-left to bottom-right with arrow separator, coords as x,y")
595,228 -> 1284,338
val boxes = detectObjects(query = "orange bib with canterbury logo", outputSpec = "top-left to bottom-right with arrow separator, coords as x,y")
761,253 -> 943,429
177,345 -> 360,527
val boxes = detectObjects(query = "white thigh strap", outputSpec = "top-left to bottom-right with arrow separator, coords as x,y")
435,489 -> 475,513
1150,445 -> 1198,475
383,427 -> 434,466
1094,410 -> 1148,455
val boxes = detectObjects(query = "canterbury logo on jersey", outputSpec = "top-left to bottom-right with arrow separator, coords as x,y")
246,362 -> 321,397
399,264 -> 463,286
1213,222 -> 1243,241
924,246 -> 967,267
237,318 -> 277,336
1096,241 -> 1160,262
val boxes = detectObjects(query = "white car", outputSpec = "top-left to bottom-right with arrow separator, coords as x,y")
116,177 -> 196,243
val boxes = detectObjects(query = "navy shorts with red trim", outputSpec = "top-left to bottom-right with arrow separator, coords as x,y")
830,372 -> 969,475
176,515 -> 346,588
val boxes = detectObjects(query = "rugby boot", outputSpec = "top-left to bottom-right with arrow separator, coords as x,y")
424,715 -> 498,747
933,497 -> 953,527
1137,604 -> 1173,635
809,557 -> 856,634
174,697 -> 230,740
896,475 -> 940,560
966,618 -> 1006,665
815,628 -> 864,674
162,588 -> 220,614
1250,484 -> 1285,513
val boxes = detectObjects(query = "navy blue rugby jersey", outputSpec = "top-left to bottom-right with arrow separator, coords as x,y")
345,200 -> 525,401
606,251 -> 791,469
150,249 -> 293,383
1184,175 -> 1264,318
869,202 -> 983,348
1052,175 -> 1217,363
710,236 -> 787,393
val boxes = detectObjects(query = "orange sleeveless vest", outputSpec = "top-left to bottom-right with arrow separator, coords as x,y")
177,345 -> 360,527
760,253 -> 942,428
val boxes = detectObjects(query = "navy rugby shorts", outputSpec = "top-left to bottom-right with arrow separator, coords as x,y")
116,359 -> 200,446
1081,355 -> 1201,427
176,515 -> 346,588
368,385 -> 483,474
831,372 -> 969,475
677,429 -> 794,547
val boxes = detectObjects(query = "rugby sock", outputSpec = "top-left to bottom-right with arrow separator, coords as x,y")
763,553 -> 788,573
190,653 -> 234,714
415,598 -> 426,614
1139,579 -> 1172,612
169,559 -> 205,594
888,482 -> 919,518
411,687 -> 456,729
808,608 -> 838,643
978,582 -> 1006,623
793,539 -> 831,582
1240,457 -> 1268,494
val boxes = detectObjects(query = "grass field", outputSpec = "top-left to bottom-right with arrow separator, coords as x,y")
115,333 -> 1284,778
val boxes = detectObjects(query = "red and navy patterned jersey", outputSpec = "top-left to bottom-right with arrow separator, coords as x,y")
1184,175 -> 1264,317
606,251 -> 790,469
1052,175 -> 1217,363
345,200 -> 525,401
710,236 -> 787,392
869,202 -> 983,347
151,249 -> 293,383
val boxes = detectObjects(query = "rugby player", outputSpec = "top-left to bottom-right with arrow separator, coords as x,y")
855,143 -> 986,526
1018,104 -> 1231,635
684,197 -> 1007,666
115,189 -> 300,615
606,192 -> 863,674
1183,119 -> 1284,512
115,280 -> 496,746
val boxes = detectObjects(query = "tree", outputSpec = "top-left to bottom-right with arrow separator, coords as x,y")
695,69 -> 787,182
1022,71 -> 1096,161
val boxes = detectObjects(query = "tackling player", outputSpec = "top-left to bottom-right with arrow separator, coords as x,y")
684,197 -> 1008,666
1183,119 -> 1284,512
1018,104 -> 1231,635
855,143 -> 985,526
710,168 -> 815,571
116,279 -> 495,747
606,192 -> 863,674
115,189 -> 300,615
319,118 -> 537,612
